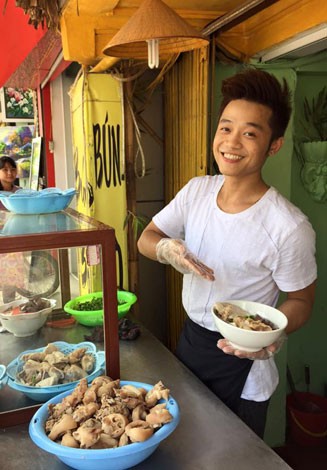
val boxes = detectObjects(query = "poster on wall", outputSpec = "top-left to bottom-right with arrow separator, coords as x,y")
0,87 -> 34,122
70,73 -> 128,293
29,137 -> 42,190
0,125 -> 34,181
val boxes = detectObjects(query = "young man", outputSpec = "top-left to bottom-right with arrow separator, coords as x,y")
137,68 -> 317,438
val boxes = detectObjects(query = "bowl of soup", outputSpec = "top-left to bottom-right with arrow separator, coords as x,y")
211,300 -> 288,352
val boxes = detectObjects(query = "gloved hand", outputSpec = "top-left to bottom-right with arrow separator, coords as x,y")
217,332 -> 287,360
156,238 -> 215,281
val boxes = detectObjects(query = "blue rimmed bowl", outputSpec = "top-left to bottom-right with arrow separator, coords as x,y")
5,341 -> 105,401
0,364 -> 6,390
29,381 -> 180,470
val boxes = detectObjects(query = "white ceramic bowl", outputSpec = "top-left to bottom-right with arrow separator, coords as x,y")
0,298 -> 56,337
211,300 -> 288,352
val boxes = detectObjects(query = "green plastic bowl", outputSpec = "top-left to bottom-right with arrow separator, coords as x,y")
63,291 -> 137,326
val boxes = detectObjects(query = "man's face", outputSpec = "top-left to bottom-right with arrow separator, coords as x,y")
213,99 -> 280,179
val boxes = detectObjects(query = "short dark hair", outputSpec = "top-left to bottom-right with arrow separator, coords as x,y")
0,156 -> 17,169
219,68 -> 292,141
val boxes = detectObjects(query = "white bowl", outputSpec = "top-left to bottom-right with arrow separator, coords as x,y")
0,298 -> 56,337
211,300 -> 288,352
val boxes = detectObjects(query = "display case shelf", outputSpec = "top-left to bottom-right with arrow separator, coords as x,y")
0,208 -> 119,427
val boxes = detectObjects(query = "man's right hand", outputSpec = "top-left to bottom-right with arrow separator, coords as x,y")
156,238 -> 215,281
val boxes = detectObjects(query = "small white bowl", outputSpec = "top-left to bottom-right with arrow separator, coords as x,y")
211,300 -> 288,352
0,298 -> 56,337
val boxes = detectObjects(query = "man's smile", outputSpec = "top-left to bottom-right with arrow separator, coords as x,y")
222,152 -> 244,161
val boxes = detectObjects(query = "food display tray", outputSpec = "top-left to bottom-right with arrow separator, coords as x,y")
29,381 -> 180,470
5,341 -> 105,401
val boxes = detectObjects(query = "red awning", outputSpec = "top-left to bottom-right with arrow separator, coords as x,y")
0,1 -> 48,87
0,1 -> 70,89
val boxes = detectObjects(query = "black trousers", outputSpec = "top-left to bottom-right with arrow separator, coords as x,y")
175,318 -> 270,438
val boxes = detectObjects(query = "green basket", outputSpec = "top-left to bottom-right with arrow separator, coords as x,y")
63,290 -> 137,326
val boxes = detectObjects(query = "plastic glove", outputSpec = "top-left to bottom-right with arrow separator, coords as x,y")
156,238 -> 215,281
217,332 -> 287,360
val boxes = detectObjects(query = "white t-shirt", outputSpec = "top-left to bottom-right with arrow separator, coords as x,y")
153,175 -> 317,401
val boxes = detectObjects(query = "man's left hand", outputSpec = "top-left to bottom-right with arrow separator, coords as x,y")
217,333 -> 287,360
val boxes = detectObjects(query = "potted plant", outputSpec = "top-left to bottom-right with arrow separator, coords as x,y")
297,86 -> 327,203
124,210 -> 149,240
301,86 -> 327,142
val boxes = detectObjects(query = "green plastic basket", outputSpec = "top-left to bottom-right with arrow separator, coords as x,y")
63,290 -> 137,326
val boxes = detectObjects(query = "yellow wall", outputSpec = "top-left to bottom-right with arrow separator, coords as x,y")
60,1 -> 327,65
217,0 -> 327,61
70,72 -> 128,293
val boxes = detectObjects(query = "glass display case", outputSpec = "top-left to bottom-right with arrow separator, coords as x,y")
0,208 -> 119,427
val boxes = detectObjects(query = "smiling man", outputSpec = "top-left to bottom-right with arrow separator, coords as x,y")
137,68 -> 317,438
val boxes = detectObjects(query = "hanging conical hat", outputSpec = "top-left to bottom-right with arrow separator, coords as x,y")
102,0 -> 209,59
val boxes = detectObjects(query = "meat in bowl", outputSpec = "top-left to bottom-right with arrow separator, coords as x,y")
211,300 -> 288,352
213,302 -> 277,331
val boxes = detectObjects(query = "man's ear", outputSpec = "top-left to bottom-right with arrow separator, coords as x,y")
268,137 -> 284,156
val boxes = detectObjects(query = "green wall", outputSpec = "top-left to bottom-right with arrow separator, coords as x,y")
213,51 -> 327,446
289,54 -> 327,397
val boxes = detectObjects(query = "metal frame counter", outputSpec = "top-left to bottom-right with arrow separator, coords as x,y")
0,325 -> 291,470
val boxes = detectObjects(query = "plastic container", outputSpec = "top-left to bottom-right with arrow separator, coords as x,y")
0,188 -> 76,214
5,341 -> 105,401
64,290 -> 137,326
0,364 -> 6,390
287,392 -> 327,447
29,381 -> 180,470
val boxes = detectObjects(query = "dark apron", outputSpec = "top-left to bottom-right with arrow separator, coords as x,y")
175,318 -> 253,414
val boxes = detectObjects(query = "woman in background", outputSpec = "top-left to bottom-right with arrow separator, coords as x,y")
0,156 -> 25,303
0,156 -> 20,199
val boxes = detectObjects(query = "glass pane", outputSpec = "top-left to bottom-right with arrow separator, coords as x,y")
0,245 -> 107,414
0,210 -> 97,237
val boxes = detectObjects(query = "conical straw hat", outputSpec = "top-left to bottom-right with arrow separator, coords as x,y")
102,0 -> 209,59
